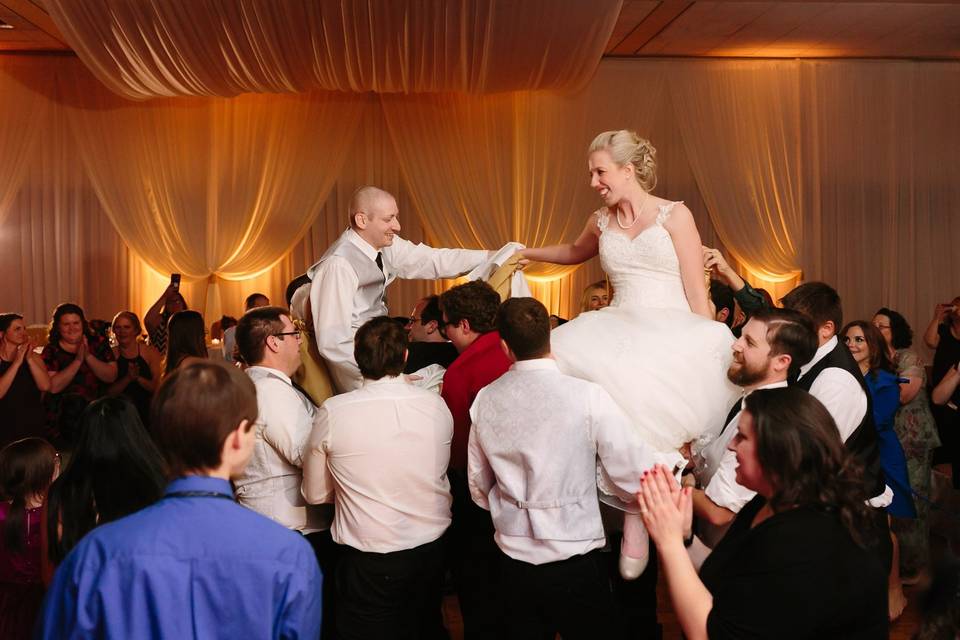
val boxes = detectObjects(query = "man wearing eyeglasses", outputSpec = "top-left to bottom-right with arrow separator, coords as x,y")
305,185 -> 494,393
232,306 -> 337,636
404,295 -> 459,374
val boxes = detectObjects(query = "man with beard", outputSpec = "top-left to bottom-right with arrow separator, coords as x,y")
684,308 -> 817,548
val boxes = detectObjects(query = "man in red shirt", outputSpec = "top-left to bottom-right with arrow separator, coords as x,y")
439,280 -> 511,639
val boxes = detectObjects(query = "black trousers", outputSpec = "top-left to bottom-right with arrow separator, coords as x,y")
500,548 -> 622,640
304,529 -> 340,640
447,469 -> 503,640
335,538 -> 446,640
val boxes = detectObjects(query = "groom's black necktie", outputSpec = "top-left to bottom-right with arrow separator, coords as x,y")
375,252 -> 384,274
718,398 -> 744,437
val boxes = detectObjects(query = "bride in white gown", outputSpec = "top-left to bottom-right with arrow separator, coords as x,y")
520,130 -> 739,577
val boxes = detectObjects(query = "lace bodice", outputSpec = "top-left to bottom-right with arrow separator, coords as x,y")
596,202 -> 690,311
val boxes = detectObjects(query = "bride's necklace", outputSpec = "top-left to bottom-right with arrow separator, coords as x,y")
615,196 -> 649,230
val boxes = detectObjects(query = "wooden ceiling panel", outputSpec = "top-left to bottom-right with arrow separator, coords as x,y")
605,0 -> 661,51
613,1 -> 960,59
0,0 -> 68,51
0,2 -> 957,59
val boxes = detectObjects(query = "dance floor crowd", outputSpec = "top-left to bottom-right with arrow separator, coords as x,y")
1,133 -> 959,638
0,275 -> 957,639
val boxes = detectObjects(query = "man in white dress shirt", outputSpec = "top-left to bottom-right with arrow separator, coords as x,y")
231,306 -> 336,636
687,308 -> 817,549
782,281 -> 892,568
302,316 -> 453,640
305,185 -> 492,393
467,297 -> 683,639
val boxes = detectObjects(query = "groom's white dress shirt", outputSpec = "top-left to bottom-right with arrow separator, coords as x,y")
467,358 -> 683,565
307,229 -> 489,393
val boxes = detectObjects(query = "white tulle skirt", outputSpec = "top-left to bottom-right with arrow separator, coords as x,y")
552,305 -> 739,452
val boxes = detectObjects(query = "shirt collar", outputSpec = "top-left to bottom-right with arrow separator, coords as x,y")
246,365 -> 292,385
799,334 -> 838,378
166,476 -> 234,498
361,374 -> 407,388
346,228 -> 380,262
460,330 -> 502,360
511,358 -> 557,372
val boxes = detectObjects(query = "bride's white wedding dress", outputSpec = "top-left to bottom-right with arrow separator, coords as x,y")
552,202 -> 739,453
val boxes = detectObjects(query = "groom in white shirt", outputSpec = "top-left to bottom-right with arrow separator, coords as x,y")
305,186 -> 492,393
467,297 -> 682,639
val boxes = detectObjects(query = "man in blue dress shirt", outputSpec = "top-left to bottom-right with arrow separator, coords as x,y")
38,361 -> 323,639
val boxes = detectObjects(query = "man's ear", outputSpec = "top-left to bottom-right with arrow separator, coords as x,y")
424,320 -> 439,335
819,320 -> 836,341
460,318 -> 472,334
770,353 -> 792,375
264,335 -> 280,354
717,307 -> 730,323
353,211 -> 367,230
499,338 -> 516,362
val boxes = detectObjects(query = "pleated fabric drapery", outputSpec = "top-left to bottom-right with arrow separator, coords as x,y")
0,58 -> 48,228
42,0 -> 622,99
58,59 -> 366,320
669,60 -> 804,297
2,56 -> 960,350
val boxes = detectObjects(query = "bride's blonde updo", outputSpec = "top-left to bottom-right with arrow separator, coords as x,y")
589,130 -> 657,192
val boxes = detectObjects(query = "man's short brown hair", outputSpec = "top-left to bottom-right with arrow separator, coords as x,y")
236,306 -> 287,366
150,361 -> 258,477
496,298 -> 550,360
355,316 -> 408,380
439,281 -> 500,335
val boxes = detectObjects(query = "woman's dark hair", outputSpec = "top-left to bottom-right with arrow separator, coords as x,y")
164,310 -> 208,374
874,307 -> 913,350
743,387 -> 873,547
0,313 -> 23,333
841,320 -> 894,379
46,396 -> 166,564
48,303 -> 90,346
0,438 -> 57,554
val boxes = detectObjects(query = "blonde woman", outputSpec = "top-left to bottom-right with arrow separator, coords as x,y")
521,131 -> 737,579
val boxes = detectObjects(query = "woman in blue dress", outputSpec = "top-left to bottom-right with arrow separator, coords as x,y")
842,319 -> 915,620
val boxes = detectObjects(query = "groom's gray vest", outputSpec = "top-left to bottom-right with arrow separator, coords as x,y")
315,232 -> 388,330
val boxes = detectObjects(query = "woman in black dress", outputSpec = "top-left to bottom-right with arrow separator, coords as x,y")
639,386 -> 888,639
0,314 -> 50,448
106,312 -> 161,425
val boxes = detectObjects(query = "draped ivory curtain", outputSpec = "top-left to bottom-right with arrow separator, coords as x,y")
56,58 -> 365,320
669,60 -> 804,296
43,0 -> 622,99
0,58 -> 48,228
2,55 -> 959,357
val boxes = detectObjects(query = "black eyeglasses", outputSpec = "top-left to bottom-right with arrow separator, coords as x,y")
270,331 -> 301,340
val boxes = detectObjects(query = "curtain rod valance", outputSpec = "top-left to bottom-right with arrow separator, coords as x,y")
43,0 -> 622,100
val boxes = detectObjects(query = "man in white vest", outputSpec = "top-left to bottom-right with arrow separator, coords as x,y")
306,186 -> 492,393
467,297 -> 683,638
